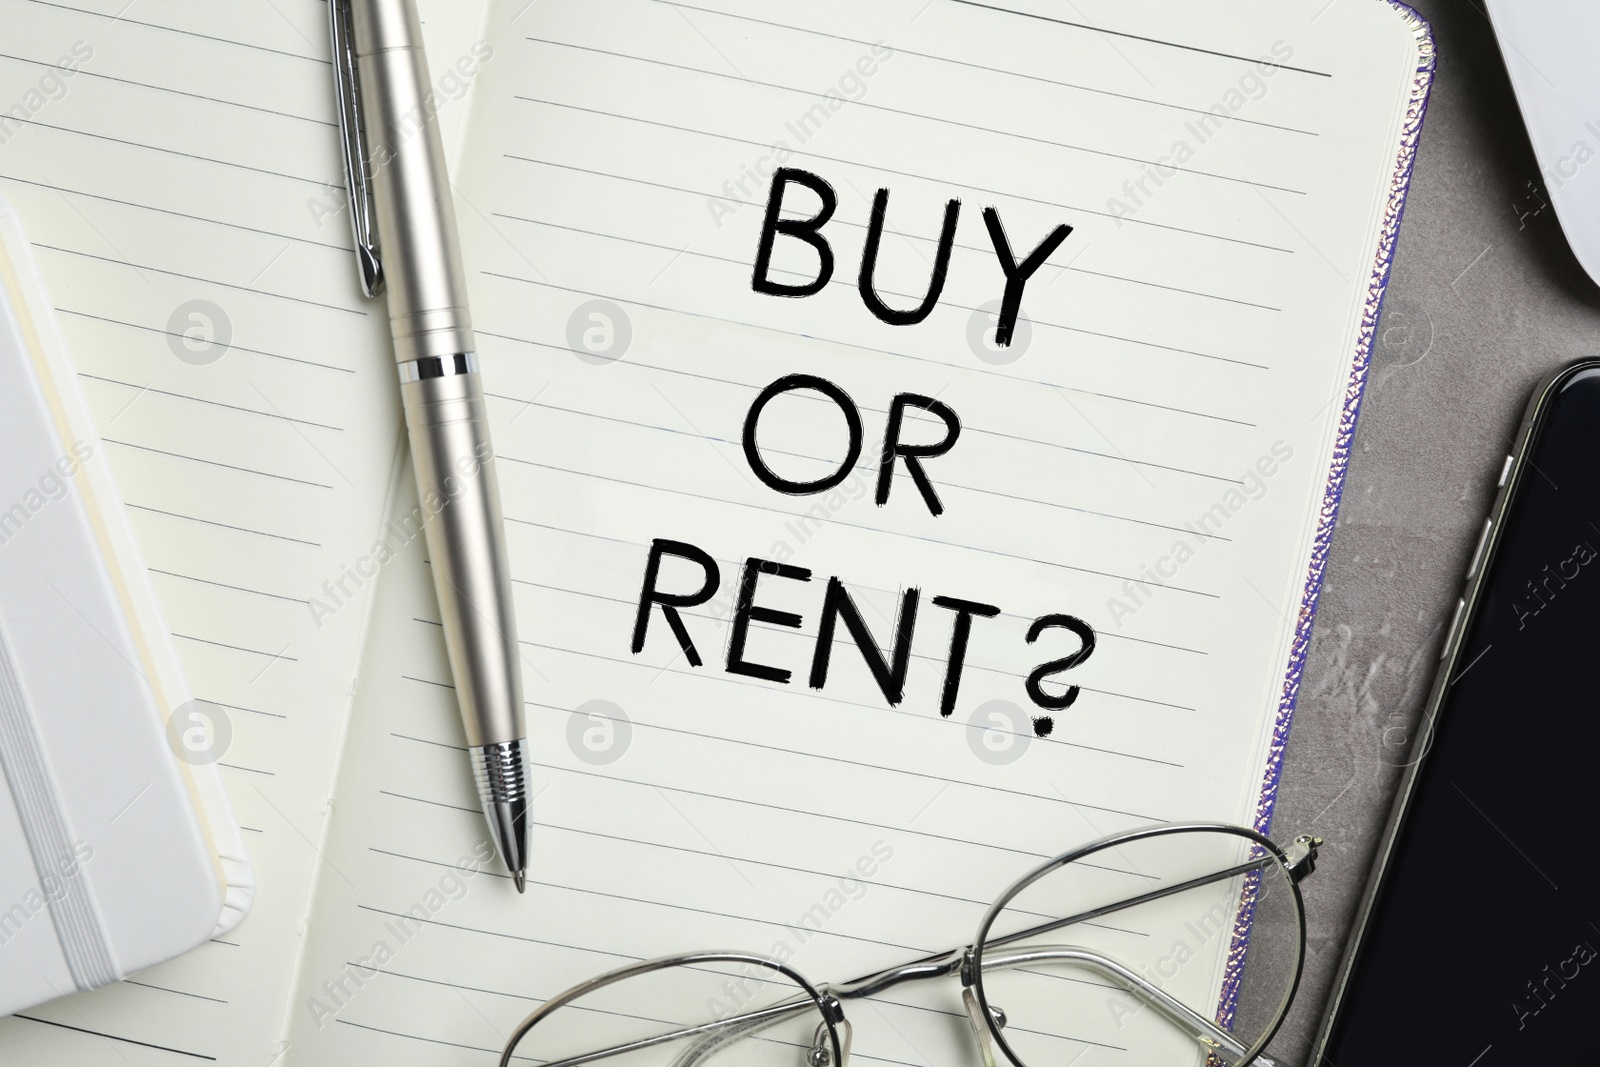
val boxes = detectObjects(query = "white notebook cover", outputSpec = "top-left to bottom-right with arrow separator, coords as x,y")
0,200 -> 252,1019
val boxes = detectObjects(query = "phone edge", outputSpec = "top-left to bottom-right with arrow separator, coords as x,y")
1307,356 -> 1600,1065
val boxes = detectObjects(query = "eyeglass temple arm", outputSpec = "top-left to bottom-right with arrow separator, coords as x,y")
986,842 -> 1313,954
981,945 -> 1280,1067
830,835 -> 1320,1003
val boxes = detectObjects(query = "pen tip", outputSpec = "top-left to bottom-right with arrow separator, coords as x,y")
513,870 -> 526,894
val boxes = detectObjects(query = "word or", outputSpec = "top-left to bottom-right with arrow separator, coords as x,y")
709,840 -> 895,1021
1511,542 -> 1598,630
0,841 -> 94,946
744,374 -> 960,516
305,841 -> 495,1028
707,44 -> 895,229
0,440 -> 95,547
751,167 -> 1070,346
1512,941 -> 1596,1030
1104,41 -> 1295,225
1103,441 -> 1293,627
0,41 -> 93,146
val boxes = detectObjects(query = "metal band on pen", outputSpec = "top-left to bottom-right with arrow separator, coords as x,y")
397,352 -> 479,383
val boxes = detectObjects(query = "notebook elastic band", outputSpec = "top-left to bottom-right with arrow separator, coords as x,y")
0,619 -> 118,990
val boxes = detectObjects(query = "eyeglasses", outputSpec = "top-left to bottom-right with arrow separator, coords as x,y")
497,822 -> 1321,1067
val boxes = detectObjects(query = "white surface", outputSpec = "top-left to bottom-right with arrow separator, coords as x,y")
0,203 -> 225,1018
1486,0 -> 1600,287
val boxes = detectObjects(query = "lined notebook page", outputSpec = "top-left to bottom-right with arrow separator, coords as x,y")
285,0 -> 1423,1064
0,0 -> 482,1060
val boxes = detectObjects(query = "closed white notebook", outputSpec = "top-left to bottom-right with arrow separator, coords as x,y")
0,201 -> 251,1020
0,0 -> 1431,1062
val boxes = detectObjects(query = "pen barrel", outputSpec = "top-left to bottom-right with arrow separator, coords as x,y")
352,0 -> 473,362
400,367 -> 524,747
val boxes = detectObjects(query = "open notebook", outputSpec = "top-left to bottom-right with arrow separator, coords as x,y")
0,0 -> 1432,1063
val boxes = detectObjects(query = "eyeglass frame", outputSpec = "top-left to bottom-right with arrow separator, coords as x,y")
498,822 -> 1322,1067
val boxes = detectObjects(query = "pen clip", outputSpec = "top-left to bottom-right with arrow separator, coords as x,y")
330,0 -> 383,298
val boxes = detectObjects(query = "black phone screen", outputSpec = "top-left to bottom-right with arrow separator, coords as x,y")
1317,365 -> 1600,1065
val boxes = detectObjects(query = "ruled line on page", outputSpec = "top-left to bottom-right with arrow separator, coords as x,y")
522,677 -> 1183,769
10,1015 -> 216,1061
122,981 -> 230,1006
484,209 -> 1279,366
390,729 -> 1061,863
0,114 -> 331,188
654,0 -> 1319,135
171,632 -> 303,661
344,963 -> 1101,1065
124,502 -> 323,548
527,36 -> 1308,195
497,576 -> 1199,716
410,607 -> 1187,760
486,175 -> 1286,313
76,374 -> 346,430
356,901 -> 645,960
200,698 -> 288,722
483,393 -> 1242,533
523,635 -> 1193,721
59,310 -> 355,374
492,265 -> 1265,382
495,455 -> 1222,597
356,845 -> 1130,1054
366,956 -> 1126,1054
488,365 -> 1239,491
481,267 -> 1268,382
460,632 -> 1183,802
369,851 -> 935,955
381,793 -> 1156,928
393,715 -> 1157,835
22,0 -> 332,65
104,438 -> 337,490
941,0 -> 1334,77
477,324 -> 1260,427
512,96 -> 1297,254
504,565 -> 1208,657
0,172 -> 353,249
149,566 -> 314,605
0,51 -> 335,126
34,245 -> 367,317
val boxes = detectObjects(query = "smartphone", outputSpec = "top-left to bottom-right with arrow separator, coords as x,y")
1313,359 -> 1600,1065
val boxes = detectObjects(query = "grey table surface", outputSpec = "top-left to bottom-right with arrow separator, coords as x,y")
1269,1 -> 1600,1061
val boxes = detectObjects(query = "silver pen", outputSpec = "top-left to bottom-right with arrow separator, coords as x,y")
329,0 -> 530,891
